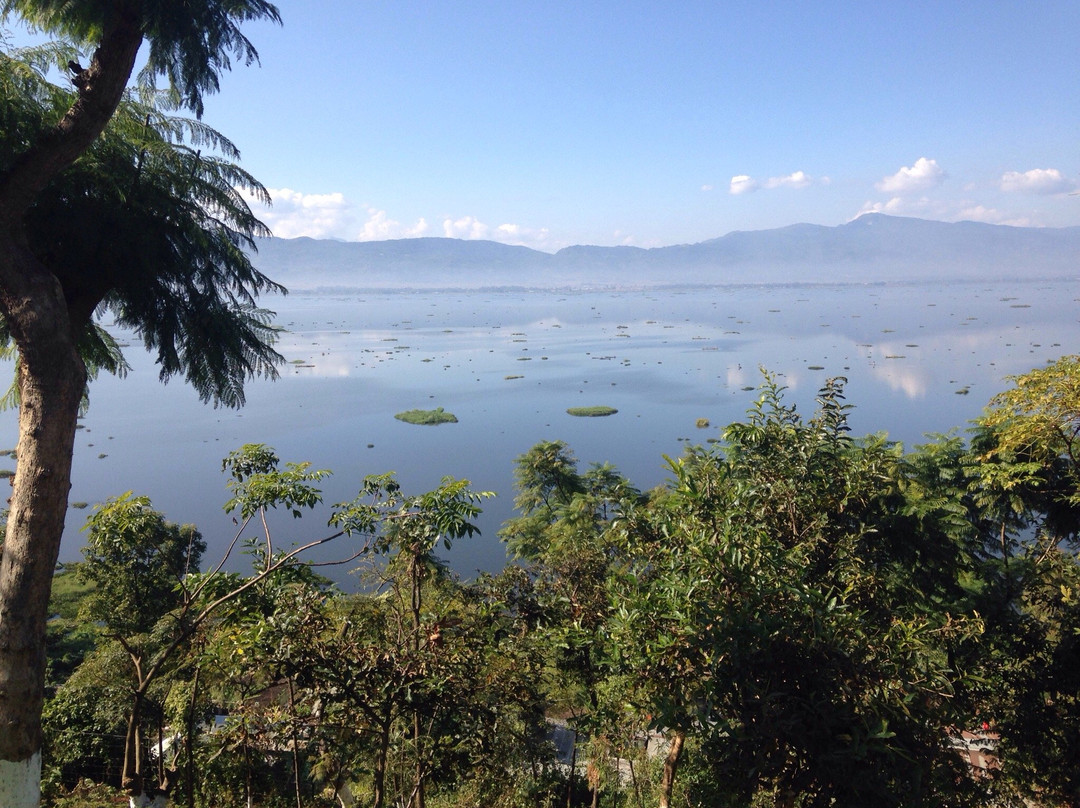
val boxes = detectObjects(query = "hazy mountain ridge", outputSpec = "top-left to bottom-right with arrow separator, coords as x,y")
249,214 -> 1080,290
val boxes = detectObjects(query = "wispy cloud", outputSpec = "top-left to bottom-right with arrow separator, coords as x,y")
876,158 -> 945,194
729,170 -> 817,195
1000,168 -> 1078,195
764,170 -> 812,190
240,188 -> 553,249
856,196 -> 1032,227
441,216 -> 553,249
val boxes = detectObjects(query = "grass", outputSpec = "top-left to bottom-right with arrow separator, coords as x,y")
567,406 -> 618,417
395,407 -> 459,426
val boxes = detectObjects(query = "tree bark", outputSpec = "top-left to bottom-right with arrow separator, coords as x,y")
657,730 -> 685,808
0,251 -> 85,800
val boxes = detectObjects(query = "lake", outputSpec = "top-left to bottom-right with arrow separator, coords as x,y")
2,279 -> 1075,583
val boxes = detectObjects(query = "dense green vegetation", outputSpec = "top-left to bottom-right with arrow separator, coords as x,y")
37,357 -> 1080,807
566,405 -> 618,417
394,406 -> 459,425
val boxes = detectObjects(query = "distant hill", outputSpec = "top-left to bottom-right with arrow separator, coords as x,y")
248,214 -> 1080,290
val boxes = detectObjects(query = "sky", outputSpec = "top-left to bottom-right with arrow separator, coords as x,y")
10,1 -> 1080,251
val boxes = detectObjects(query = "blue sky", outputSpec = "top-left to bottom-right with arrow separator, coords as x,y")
12,1 -> 1080,250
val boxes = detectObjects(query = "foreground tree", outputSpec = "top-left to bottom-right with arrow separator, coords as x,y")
606,377 -> 984,807
961,356 -> 1080,805
0,4 -> 282,803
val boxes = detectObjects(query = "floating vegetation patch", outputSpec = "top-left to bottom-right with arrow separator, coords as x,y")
885,355 -> 906,359
394,407 -> 459,426
741,386 -> 755,391
807,365 -> 825,371
504,375 -> 524,380
567,406 -> 618,418
70,501 -> 88,509
0,469 -> 12,478
696,418 -> 710,428
517,357 -> 532,361
1010,304 -> 1031,308
955,386 -> 971,395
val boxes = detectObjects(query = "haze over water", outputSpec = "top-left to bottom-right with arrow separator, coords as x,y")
4,279 -> 1075,583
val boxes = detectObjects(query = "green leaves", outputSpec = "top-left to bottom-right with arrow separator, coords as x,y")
79,492 -> 205,637
222,443 -> 329,520
3,0 -> 282,118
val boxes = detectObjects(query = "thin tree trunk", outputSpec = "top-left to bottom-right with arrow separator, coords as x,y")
628,755 -> 643,808
287,677 -> 303,808
566,730 -> 578,808
187,667 -> 200,808
373,717 -> 391,808
410,555 -> 425,808
657,730 -> 685,808
124,689 -> 148,797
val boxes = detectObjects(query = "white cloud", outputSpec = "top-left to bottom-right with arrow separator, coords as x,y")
241,187 -> 559,249
763,170 -> 812,190
857,196 -> 909,216
729,174 -> 759,195
956,205 -> 1033,227
876,157 -> 945,193
701,184 -> 714,192
1000,168 -> 1078,195
443,216 -> 490,240
440,216 -> 555,250
358,208 -> 429,240
731,171 -> 816,195
240,187 -> 355,239
495,222 -> 553,249
856,196 -> 1034,227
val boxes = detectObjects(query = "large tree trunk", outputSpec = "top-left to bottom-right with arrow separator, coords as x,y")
0,250 -> 86,808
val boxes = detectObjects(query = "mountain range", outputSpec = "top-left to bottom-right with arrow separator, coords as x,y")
248,214 -> 1080,291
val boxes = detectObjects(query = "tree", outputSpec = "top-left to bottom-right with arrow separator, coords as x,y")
0,3 -> 280,804
958,356 -> 1080,805
500,441 -> 641,808
606,377 -> 983,807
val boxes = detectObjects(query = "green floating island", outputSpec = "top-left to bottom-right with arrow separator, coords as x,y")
394,407 -> 459,426
567,405 -> 618,418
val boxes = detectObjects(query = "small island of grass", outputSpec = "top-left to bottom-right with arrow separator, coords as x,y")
394,407 -> 459,426
567,405 -> 618,418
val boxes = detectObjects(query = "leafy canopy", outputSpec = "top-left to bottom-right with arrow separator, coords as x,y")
0,40 -> 285,406
2,0 -> 282,117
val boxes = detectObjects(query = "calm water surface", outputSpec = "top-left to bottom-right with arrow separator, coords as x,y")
2,280 -> 1075,583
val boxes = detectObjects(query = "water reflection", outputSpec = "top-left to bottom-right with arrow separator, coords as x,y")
0,280 -> 1074,583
